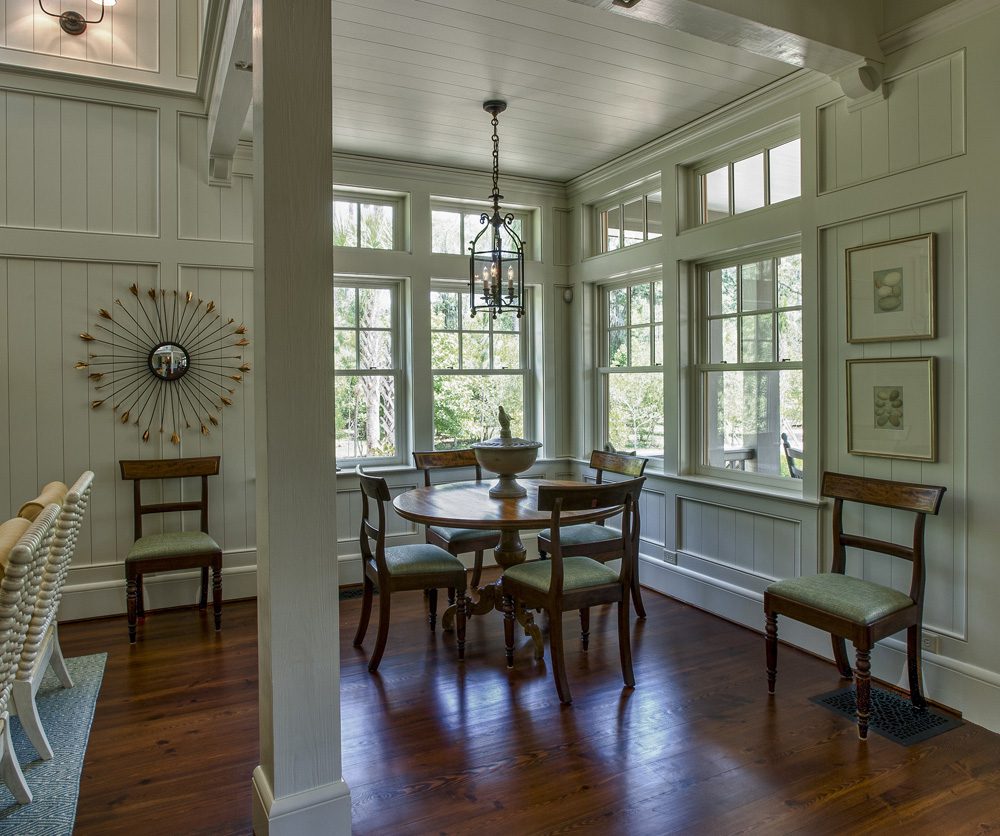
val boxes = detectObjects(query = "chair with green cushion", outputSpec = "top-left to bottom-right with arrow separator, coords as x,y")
537,450 -> 649,617
354,466 -> 469,673
120,456 -> 222,643
502,477 -> 645,704
764,471 -> 946,740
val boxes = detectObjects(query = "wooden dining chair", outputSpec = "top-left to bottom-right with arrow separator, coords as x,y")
502,477 -> 645,704
764,471 -> 946,740
119,456 -> 222,643
0,503 -> 60,803
537,450 -> 649,617
13,471 -> 94,760
354,466 -> 469,673
412,449 -> 501,597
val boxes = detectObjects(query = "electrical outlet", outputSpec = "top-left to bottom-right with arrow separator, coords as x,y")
921,632 -> 940,654
663,548 -> 678,565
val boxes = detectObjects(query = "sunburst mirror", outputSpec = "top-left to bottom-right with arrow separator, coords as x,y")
77,284 -> 250,443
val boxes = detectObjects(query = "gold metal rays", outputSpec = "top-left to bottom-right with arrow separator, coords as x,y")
77,284 -> 250,444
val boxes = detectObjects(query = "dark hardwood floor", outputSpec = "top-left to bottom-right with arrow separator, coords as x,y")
59,579 -> 1000,835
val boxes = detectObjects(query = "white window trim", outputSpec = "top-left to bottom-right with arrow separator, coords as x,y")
430,199 -> 533,259
590,179 -> 663,256
333,275 -> 408,467
333,189 -> 407,251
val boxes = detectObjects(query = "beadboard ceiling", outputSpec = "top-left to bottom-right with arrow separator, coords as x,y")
329,0 -> 796,182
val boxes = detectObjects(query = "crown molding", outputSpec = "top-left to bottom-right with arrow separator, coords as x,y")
880,0 -> 1000,54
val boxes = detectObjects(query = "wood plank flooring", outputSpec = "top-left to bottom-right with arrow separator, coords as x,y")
58,581 -> 1000,835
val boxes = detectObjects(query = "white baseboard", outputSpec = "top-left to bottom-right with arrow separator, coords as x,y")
252,766 -> 351,836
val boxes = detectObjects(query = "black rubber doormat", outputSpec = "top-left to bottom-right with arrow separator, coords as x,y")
810,686 -> 963,745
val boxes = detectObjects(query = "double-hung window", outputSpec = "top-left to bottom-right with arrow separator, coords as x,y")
333,280 -> 403,463
431,201 -> 530,256
598,277 -> 664,459
698,251 -> 803,479
333,190 -> 404,250
430,284 -> 531,449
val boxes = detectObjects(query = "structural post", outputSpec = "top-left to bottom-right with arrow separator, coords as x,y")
250,2 -> 350,833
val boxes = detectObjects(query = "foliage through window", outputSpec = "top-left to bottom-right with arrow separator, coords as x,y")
333,282 -> 400,461
700,138 -> 800,224
431,203 -> 529,256
431,286 -> 529,450
699,252 -> 803,479
597,189 -> 662,254
333,193 -> 401,250
599,278 -> 664,458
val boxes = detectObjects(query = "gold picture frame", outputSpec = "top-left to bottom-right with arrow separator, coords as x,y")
846,357 -> 936,461
846,233 -> 935,343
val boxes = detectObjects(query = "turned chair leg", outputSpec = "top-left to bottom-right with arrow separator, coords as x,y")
503,594 -> 515,668
618,599 -> 635,688
368,588 -> 392,673
548,610 -> 572,704
832,635 -> 853,679
127,574 -> 138,644
765,613 -> 778,694
579,608 -> 590,651
428,588 -> 438,631
353,575 -> 374,646
212,560 -> 223,631
855,646 -> 872,740
907,624 -> 927,709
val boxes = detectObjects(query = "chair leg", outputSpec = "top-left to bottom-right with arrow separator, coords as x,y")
618,599 -> 635,689
503,594 -> 515,668
832,635 -> 853,680
538,548 -> 548,560
212,561 -> 223,631
12,679 -> 54,761
907,624 -> 927,709
765,612 -> 778,694
368,588 -> 392,673
548,610 -> 572,704
854,647 -> 872,740
50,625 -> 74,688
136,574 -> 145,618
456,588 -> 467,661
428,588 -> 438,631
630,573 -> 647,619
579,608 -> 590,651
470,550 -> 484,590
353,575 -> 374,646
199,566 -> 209,609
0,721 -> 31,804
127,575 -> 138,644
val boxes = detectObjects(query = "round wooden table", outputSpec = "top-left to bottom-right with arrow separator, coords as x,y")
393,479 -> 619,656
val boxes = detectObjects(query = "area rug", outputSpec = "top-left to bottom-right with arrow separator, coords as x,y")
0,653 -> 107,834
811,684 -> 963,745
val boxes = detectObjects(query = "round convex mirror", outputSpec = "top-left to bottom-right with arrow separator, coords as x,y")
149,342 -> 190,381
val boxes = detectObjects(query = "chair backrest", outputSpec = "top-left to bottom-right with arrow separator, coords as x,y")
17,471 -> 94,681
356,465 -> 391,573
412,449 -> 483,487
538,477 -> 645,590
781,433 -> 804,479
0,504 -> 59,718
589,450 -> 647,483
821,471 -> 946,604
119,457 -> 220,539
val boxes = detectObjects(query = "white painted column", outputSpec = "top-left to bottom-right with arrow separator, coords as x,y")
250,2 -> 350,834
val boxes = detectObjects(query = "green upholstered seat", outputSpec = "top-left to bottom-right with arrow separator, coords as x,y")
127,531 -> 220,562
503,556 -> 619,593
429,525 -> 500,545
766,573 -> 912,625
538,523 -> 618,548
383,544 -> 465,577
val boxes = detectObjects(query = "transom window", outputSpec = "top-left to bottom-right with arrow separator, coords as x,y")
333,281 -> 402,462
699,138 -> 800,224
333,191 -> 403,250
596,189 -> 662,254
599,278 -> 664,459
430,285 -> 531,450
698,251 -> 803,479
431,201 -> 530,256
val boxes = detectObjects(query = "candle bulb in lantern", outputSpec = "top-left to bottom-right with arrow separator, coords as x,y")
507,264 -> 514,296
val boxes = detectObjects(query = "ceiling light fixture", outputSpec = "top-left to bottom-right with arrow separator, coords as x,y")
469,100 -> 525,320
39,0 -> 115,36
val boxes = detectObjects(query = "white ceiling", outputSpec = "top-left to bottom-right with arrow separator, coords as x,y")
329,0 -> 796,182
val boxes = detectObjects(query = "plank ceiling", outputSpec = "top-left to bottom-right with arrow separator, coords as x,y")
330,0 -> 796,182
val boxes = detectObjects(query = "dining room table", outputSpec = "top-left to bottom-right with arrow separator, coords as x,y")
392,478 -> 621,658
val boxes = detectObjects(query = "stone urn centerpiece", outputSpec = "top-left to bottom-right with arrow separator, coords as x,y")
472,406 -> 542,498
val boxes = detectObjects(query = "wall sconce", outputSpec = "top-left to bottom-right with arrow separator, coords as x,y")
39,0 -> 115,36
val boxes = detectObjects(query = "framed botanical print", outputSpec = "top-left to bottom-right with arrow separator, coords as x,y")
847,357 -> 936,461
846,233 -> 935,343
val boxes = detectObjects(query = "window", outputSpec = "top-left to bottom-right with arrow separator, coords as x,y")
599,278 -> 664,459
333,281 -> 402,462
431,202 -> 530,256
333,191 -> 403,250
699,138 -> 800,224
430,285 -> 531,450
698,251 -> 803,479
596,189 -> 662,254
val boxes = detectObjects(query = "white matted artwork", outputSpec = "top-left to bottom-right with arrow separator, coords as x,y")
846,233 -> 935,343
847,357 -> 936,461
